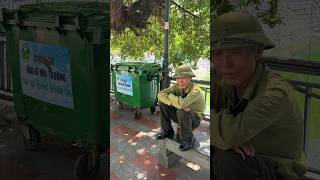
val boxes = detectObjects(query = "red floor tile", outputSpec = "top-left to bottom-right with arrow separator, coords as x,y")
136,117 -> 160,129
108,147 -> 116,155
132,151 -> 179,180
110,111 -> 121,120
110,173 -> 117,180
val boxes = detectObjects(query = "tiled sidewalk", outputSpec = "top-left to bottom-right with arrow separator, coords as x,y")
110,97 -> 210,180
0,96 -> 210,180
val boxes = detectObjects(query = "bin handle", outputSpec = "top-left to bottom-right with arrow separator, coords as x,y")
111,64 -> 116,71
73,13 -> 82,30
147,73 -> 153,81
55,14 -> 61,29
15,11 -> 22,27
147,72 -> 160,81
129,66 -> 138,73
54,13 -> 83,31
0,8 -> 5,23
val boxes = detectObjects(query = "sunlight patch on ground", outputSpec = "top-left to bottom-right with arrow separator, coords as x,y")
186,162 -> 201,171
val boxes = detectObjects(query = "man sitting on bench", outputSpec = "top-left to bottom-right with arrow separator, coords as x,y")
211,11 -> 306,180
155,64 -> 205,151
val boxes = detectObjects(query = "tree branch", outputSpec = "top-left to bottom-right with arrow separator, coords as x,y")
171,1 -> 199,19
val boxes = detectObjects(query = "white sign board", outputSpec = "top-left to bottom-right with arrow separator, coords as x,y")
19,40 -> 74,109
116,74 -> 133,96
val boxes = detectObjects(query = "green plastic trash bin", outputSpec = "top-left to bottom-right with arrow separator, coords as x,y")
111,62 -> 162,119
0,2 -> 109,180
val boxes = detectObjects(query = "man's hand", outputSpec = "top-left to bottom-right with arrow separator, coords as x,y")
234,142 -> 255,160
183,107 -> 191,112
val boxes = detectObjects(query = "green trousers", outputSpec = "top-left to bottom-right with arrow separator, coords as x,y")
159,102 -> 200,139
212,147 -> 284,180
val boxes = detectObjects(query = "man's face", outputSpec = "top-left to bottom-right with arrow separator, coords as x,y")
213,47 -> 262,87
176,76 -> 192,90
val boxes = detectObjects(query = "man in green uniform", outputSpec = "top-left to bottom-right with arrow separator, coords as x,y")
156,64 -> 205,151
211,11 -> 306,180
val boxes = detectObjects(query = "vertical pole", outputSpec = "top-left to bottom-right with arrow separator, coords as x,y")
0,40 -> 4,91
161,0 -> 170,89
303,87 -> 311,158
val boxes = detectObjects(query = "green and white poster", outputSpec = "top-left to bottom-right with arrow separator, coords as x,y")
19,40 -> 74,109
116,74 -> 133,96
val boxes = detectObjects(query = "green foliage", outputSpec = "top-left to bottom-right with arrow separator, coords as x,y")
111,0 -> 210,68
212,0 -> 283,28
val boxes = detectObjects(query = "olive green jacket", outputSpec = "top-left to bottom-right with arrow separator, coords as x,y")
158,82 -> 205,119
212,63 -> 307,180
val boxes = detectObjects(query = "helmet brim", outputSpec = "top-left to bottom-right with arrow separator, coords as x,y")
173,73 -> 195,78
212,32 -> 275,50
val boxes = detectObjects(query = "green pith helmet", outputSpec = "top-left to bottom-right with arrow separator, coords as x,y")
173,64 -> 195,78
212,11 -> 275,50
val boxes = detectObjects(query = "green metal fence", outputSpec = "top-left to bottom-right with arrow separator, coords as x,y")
263,56 -> 320,175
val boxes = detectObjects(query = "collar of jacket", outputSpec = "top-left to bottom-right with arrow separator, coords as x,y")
181,81 -> 194,94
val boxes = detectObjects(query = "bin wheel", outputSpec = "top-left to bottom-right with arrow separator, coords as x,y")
75,153 -> 100,180
133,110 -> 141,120
116,101 -> 123,110
150,106 -> 156,114
21,124 -> 42,150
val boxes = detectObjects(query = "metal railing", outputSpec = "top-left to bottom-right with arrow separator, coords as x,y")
0,35 -> 13,101
109,73 -> 211,119
263,56 -> 320,175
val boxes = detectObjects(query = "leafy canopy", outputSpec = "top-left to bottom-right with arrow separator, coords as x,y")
111,0 -> 210,68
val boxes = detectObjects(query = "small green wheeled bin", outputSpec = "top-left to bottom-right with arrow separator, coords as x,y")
111,62 -> 162,119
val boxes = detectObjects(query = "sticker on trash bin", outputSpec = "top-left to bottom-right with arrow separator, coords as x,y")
116,74 -> 133,96
19,40 -> 74,109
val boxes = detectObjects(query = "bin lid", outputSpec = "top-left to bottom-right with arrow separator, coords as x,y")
114,62 -> 162,72
0,2 -> 109,32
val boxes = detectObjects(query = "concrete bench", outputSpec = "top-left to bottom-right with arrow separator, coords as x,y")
158,125 -> 210,170
302,171 -> 320,180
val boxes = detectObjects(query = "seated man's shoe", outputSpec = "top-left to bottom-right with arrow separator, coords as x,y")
179,136 -> 195,151
156,129 -> 174,140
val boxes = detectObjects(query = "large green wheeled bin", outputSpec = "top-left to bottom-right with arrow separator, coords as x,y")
111,62 -> 162,119
0,2 -> 109,180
